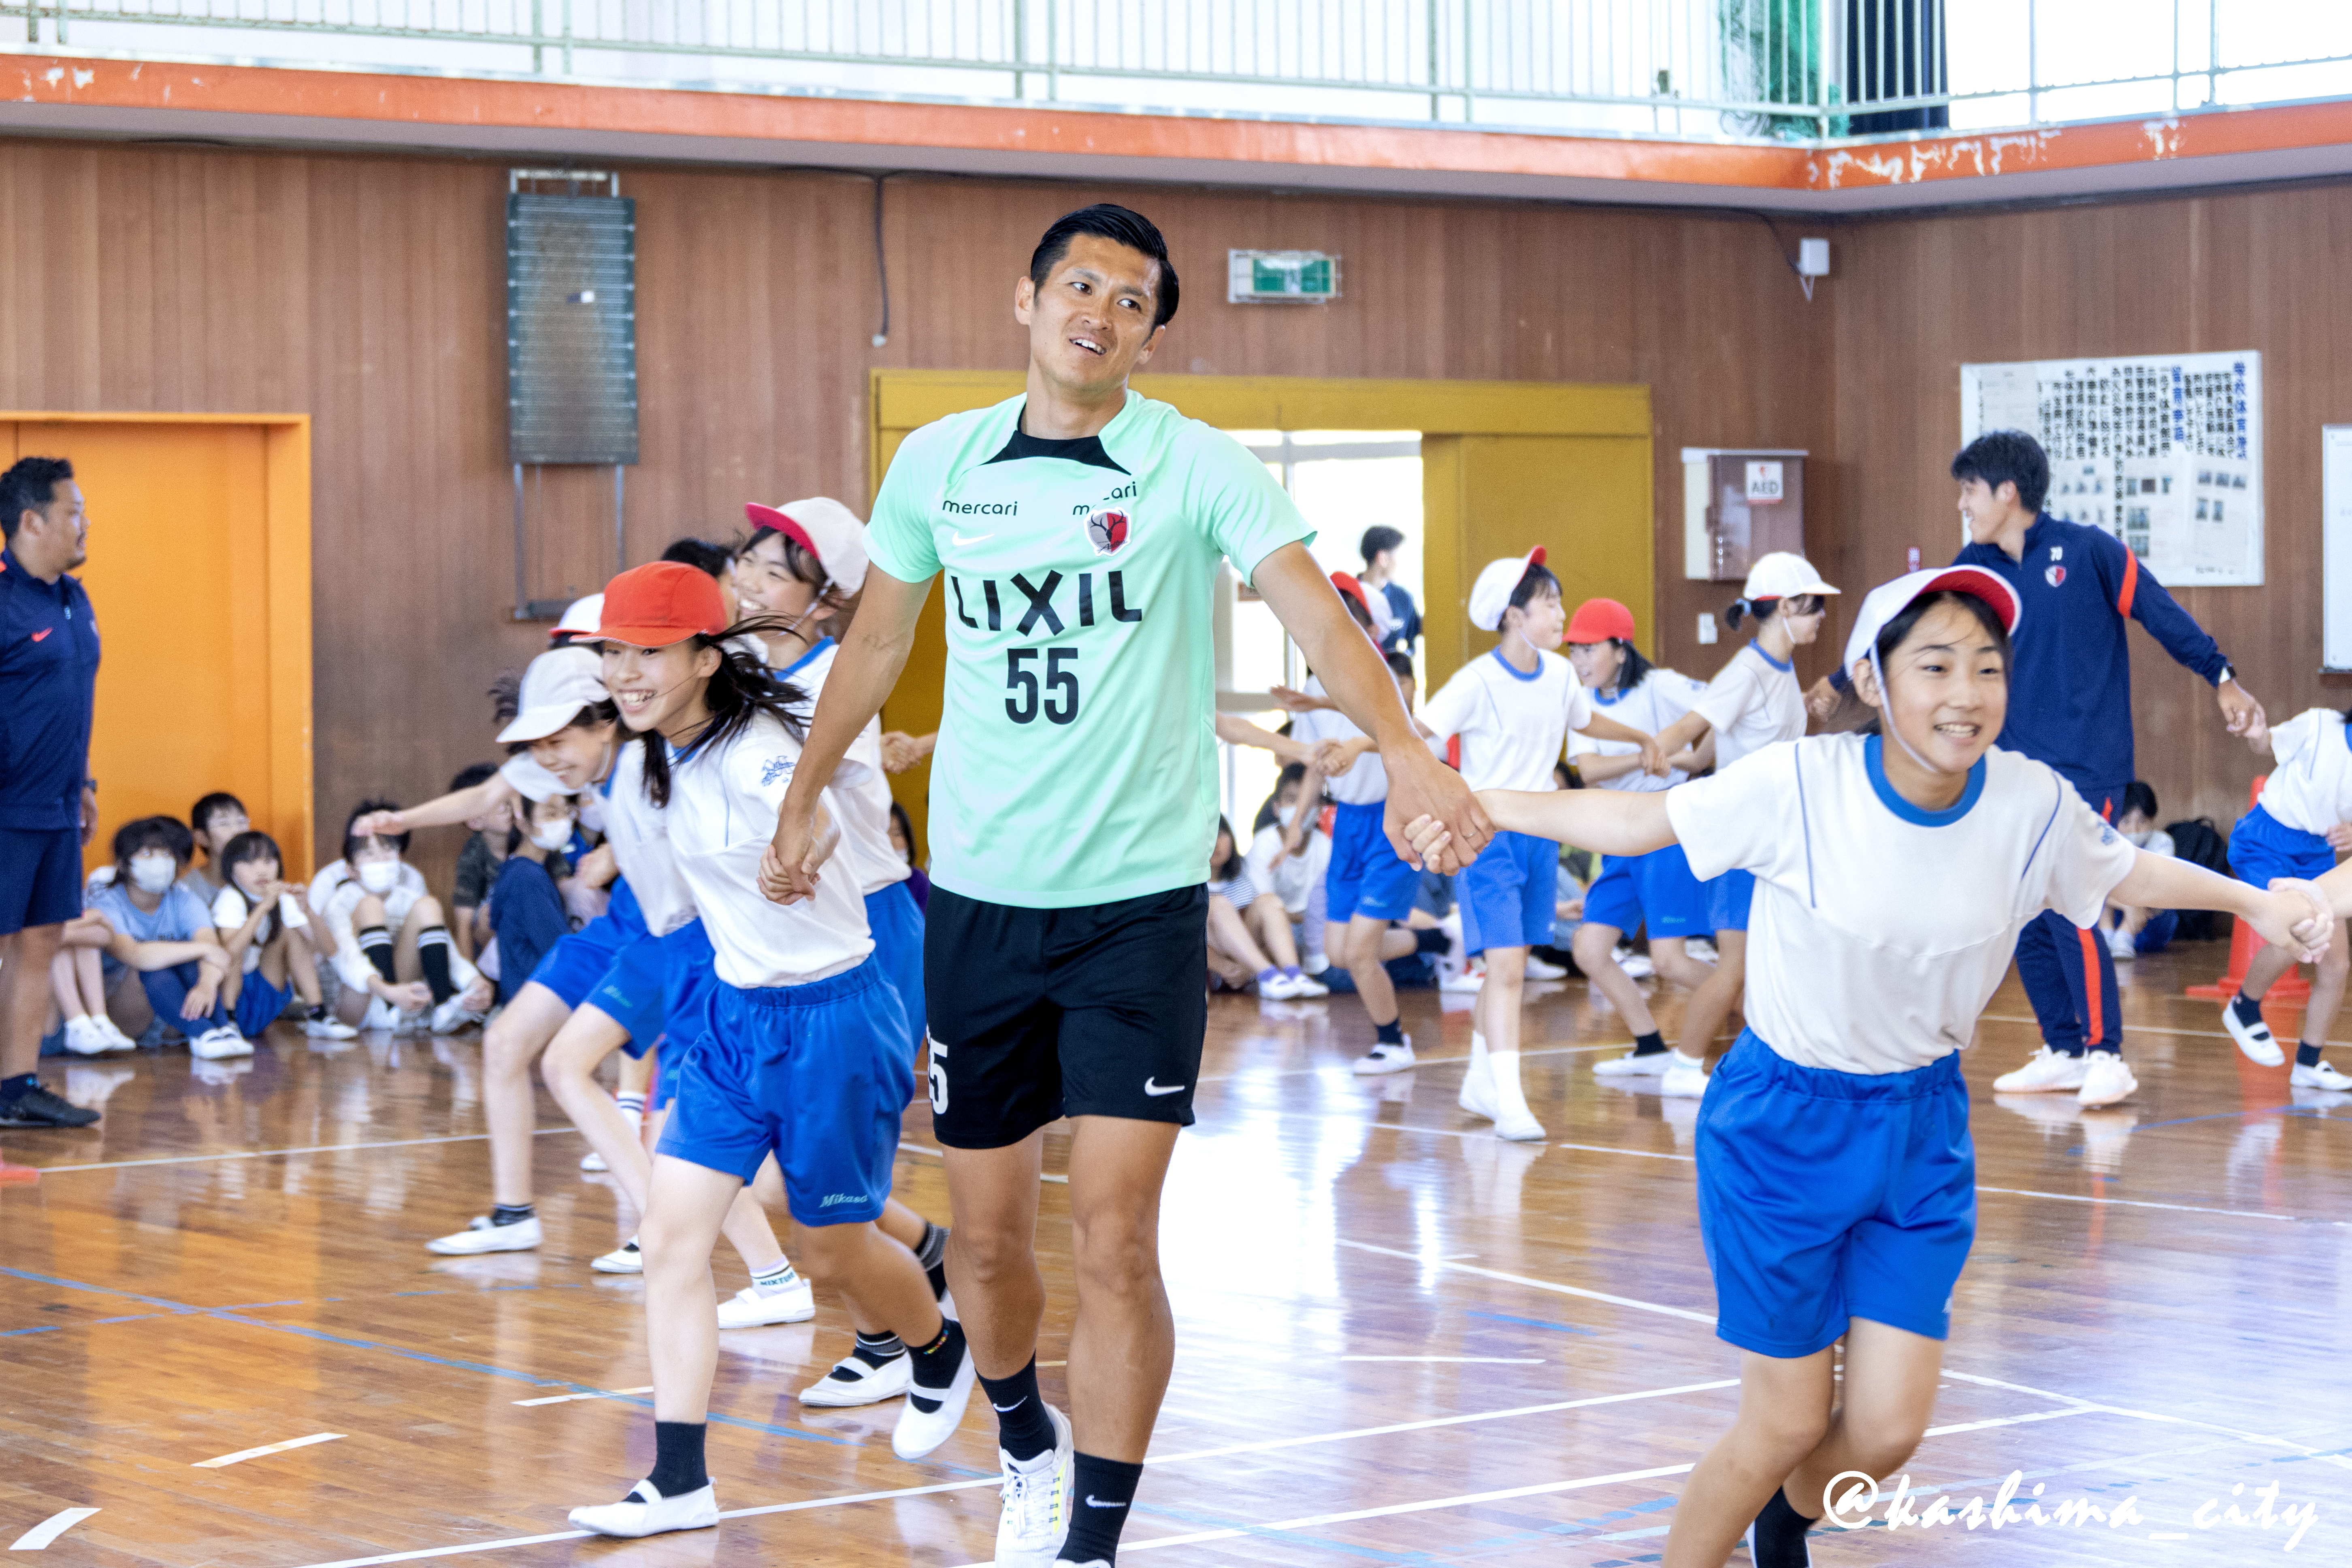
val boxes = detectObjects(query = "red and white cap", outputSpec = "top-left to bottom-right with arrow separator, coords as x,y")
746,497 -> 869,595
1566,597 -> 1638,646
1842,565 -> 2021,673
598,562 -> 729,649
1468,547 -> 1548,632
496,647 -> 609,743
1329,571 -> 1372,620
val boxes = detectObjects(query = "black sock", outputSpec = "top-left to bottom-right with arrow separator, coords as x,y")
415,925 -> 457,1006
307,1003 -> 330,1021
1414,927 -> 1450,954
1748,1487 -> 1816,1568
1631,1030 -> 1666,1057
1374,1018 -> 1404,1045
358,925 -> 397,985
490,1203 -> 535,1226
2299,1040 -> 2324,1067
2232,992 -> 2266,1028
647,1420 -> 707,1497
1062,1452 -> 1145,1563
916,1221 -> 951,1300
847,1329 -> 905,1371
0,1072 -> 36,1101
977,1357 -> 1057,1462
906,1317 -> 966,1411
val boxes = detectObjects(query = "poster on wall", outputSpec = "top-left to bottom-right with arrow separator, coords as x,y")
1960,351 -> 2260,586
2323,426 -> 2352,671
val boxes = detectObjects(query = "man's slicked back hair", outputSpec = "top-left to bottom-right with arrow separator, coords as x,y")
0,456 -> 72,542
1029,204 -> 1180,330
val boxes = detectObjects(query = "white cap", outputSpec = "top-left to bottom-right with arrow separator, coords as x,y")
746,497 -> 869,595
552,594 -> 605,639
496,646 -> 609,743
1842,565 -> 2021,674
1468,547 -> 1548,632
1741,552 -> 1840,603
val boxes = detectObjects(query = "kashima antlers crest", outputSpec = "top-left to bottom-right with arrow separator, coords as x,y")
1084,509 -> 1133,556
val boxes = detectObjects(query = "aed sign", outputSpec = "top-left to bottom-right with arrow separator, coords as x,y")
1745,461 -> 1785,504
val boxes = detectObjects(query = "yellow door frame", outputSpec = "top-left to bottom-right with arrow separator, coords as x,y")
867,370 -> 1652,850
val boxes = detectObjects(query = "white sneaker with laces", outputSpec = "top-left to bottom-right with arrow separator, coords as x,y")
1255,970 -> 1301,999
2292,1060 -> 2352,1092
430,995 -> 486,1035
1350,1038 -> 1415,1075
303,1013 -> 358,1040
995,1402 -> 1074,1568
1992,1046 -> 2089,1093
891,1331 -> 977,1459
590,1239 -> 642,1274
426,1214 -> 542,1255
190,1026 -> 254,1060
567,1479 -> 718,1538
2222,997 -> 2283,1066
1593,1048 -> 1674,1077
2075,1052 -> 2139,1108
1289,971 -> 1331,998
799,1350 -> 912,1407
63,1016 -> 113,1056
1658,1052 -> 1709,1099
361,997 -> 400,1032
96,1016 -> 140,1051
717,1278 -> 816,1328
1523,953 -> 1568,980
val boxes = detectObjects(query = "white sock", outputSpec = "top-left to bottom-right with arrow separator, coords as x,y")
751,1259 -> 802,1296
1486,1048 -> 1538,1124
1466,1030 -> 1490,1079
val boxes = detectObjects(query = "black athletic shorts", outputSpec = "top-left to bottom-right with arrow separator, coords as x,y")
922,883 -> 1208,1149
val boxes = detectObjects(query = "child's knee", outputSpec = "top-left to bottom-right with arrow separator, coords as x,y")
411,895 -> 444,927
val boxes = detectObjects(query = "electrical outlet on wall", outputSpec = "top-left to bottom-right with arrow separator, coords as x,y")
1698,612 -> 1719,645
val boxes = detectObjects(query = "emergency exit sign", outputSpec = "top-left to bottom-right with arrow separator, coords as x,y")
1228,250 -> 1340,304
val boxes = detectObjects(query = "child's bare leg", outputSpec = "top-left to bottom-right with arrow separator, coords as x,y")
1683,930 -> 1749,1069
1779,1320 -> 1943,1521
1662,1347 -> 1835,1568
1572,922 -> 1661,1034
49,949 -> 90,1020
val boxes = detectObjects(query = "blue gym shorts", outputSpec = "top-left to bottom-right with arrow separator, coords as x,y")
1457,829 -> 1557,954
232,970 -> 293,1038
1705,867 -> 1757,933
1325,800 -> 1421,925
656,959 -> 913,1226
2229,802 -> 2335,889
1581,843 -> 1709,940
865,880 -> 927,1055
1696,1030 -> 1975,1358
0,826 -> 82,937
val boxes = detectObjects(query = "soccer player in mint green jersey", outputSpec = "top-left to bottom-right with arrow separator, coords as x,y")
764,204 -> 1488,1568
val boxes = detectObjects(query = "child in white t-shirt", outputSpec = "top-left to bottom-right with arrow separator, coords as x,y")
1404,567 -> 2326,1568
2219,709 -> 2352,1089
1416,550 -> 1664,1141
1237,762 -> 1332,998
210,829 -> 332,1042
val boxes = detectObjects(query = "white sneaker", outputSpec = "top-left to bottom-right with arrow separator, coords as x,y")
1615,946 -> 1655,980
190,1026 -> 254,1060
2222,997 -> 2284,1067
1458,1061 -> 1497,1121
1438,963 -> 1485,993
1685,937 -> 1719,963
360,997 -> 400,1032
590,1239 -> 642,1274
1493,1110 -> 1546,1142
430,995 -> 486,1035
426,1214 -> 542,1255
394,1008 -> 429,1037
891,1331 -> 977,1459
1992,1046 -> 2089,1093
1350,1038 -> 1415,1075
96,1016 -> 140,1051
1658,1052 -> 1709,1098
1289,971 -> 1330,998
1523,953 -> 1568,980
1255,970 -> 1299,999
303,1013 -> 358,1040
717,1278 -> 817,1328
568,1479 -> 718,1538
995,1403 -> 1075,1568
1593,1048 -> 1674,1077
2076,1052 -> 2139,1108
62,1016 -> 113,1056
580,1149 -> 609,1172
2107,926 -> 2137,961
799,1350 -> 913,1407
2293,1060 -> 2352,1092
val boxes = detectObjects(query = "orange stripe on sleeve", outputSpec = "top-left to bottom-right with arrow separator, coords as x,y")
2116,545 -> 2139,618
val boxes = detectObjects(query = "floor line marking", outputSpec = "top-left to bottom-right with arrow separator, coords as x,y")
1339,1356 -> 1545,1363
194,1432 -> 344,1468
7,1509 -> 99,1551
1336,1238 -> 1717,1325
512,1387 -> 653,1407
1196,1042 -> 1620,1084
27,1126 -> 578,1175
1941,1370 -> 2352,1471
1974,1185 -> 2348,1226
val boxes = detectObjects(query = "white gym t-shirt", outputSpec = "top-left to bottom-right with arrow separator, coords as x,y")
1570,669 -> 1707,793
1688,641 -> 1806,771
1419,649 -> 1595,794
2252,708 -> 2352,837
1288,674 -> 1386,807
1667,734 -> 2139,1076
774,637 -> 913,898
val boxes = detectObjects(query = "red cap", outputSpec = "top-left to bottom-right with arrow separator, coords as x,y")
1566,597 -> 1637,646
598,562 -> 728,648
1330,571 -> 1372,619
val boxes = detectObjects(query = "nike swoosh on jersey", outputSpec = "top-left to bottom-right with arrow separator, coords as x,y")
951,531 -> 993,545
1143,1078 -> 1185,1096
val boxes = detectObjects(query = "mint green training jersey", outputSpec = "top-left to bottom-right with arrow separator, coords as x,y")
866,390 -> 1311,908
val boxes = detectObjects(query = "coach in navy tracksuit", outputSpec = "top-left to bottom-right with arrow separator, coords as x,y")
0,458 -> 102,1129
1815,432 -> 2262,1108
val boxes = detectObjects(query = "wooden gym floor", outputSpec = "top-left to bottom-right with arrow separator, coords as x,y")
3,940 -> 2349,1566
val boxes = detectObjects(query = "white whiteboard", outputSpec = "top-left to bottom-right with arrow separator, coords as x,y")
1961,351 -> 2261,586
2325,426 -> 2352,671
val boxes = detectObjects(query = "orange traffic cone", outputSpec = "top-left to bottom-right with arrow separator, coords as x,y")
2186,775 -> 2311,1003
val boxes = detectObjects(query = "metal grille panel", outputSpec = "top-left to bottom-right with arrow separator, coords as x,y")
507,193 -> 637,466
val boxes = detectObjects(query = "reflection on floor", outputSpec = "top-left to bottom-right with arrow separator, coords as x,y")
3,941 -> 2348,1566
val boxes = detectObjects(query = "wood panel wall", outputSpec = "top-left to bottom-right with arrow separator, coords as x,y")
0,128 -> 2332,870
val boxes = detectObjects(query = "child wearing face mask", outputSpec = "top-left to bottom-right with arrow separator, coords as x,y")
211,829 -> 338,1040
319,801 -> 489,1035
485,792 -> 582,1006
85,816 -> 251,1060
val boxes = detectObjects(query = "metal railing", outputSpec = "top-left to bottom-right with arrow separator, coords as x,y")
2,1 -> 2348,144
